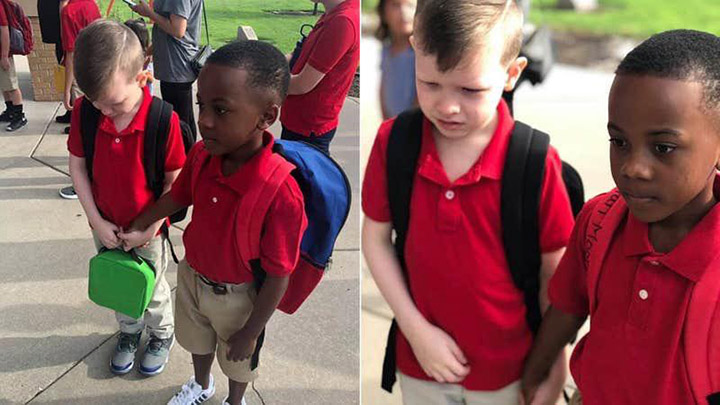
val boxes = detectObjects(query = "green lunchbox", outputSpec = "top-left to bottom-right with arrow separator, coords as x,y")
88,248 -> 156,319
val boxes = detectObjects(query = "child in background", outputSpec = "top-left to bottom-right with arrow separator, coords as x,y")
124,18 -> 154,94
376,0 -> 416,119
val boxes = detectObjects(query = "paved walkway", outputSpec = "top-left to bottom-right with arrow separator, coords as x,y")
0,55 -> 360,405
360,35 -> 616,405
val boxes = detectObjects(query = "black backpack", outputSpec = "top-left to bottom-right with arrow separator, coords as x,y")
80,96 -> 195,262
380,109 -> 584,392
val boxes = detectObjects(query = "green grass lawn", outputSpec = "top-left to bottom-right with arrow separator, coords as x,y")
363,0 -> 720,39
98,0 -> 322,53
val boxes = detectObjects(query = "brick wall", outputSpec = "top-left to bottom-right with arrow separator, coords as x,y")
27,16 -> 62,101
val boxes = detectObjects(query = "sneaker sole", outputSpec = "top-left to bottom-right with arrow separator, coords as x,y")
58,190 -> 78,200
139,338 -> 175,376
110,359 -> 134,375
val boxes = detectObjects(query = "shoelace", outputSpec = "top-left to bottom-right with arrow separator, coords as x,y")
172,381 -> 201,403
146,338 -> 165,354
117,334 -> 139,353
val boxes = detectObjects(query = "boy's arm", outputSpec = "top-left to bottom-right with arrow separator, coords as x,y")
0,25 -> 10,71
119,169 -> 184,250
69,154 -> 122,249
226,274 -> 289,361
63,51 -> 74,111
363,217 -> 470,383
522,306 -> 585,403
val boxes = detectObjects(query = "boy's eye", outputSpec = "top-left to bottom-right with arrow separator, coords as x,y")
421,81 -> 438,89
462,87 -> 482,94
609,137 -> 627,149
214,107 -> 228,116
654,143 -> 676,154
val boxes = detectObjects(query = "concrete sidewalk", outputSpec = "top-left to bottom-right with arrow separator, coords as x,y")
0,56 -> 360,405
360,35 -> 615,405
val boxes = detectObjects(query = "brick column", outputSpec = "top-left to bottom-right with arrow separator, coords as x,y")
27,16 -> 62,101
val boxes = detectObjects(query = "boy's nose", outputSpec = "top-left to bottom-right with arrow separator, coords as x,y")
621,154 -> 653,180
436,96 -> 461,116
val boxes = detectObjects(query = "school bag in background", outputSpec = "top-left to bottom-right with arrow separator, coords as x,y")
80,96 -> 195,262
186,139 -> 352,314
88,248 -> 156,319
2,0 -> 33,55
380,109 -> 585,392
583,191 -> 720,405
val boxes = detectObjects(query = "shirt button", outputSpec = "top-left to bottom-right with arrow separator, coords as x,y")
114,138 -> 120,143
638,289 -> 649,300
649,260 -> 660,266
212,197 -> 218,203
445,190 -> 455,200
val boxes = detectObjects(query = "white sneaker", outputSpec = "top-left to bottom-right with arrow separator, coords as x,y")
221,397 -> 247,405
167,375 -> 215,405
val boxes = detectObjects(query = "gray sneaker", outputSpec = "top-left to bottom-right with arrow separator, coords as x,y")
111,331 -> 141,374
140,334 -> 174,376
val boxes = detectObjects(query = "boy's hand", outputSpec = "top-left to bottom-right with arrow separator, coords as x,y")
117,225 -> 154,251
521,349 -> 567,405
93,218 -> 121,249
407,322 -> 470,383
0,58 -> 10,71
63,88 -> 73,111
226,329 -> 257,362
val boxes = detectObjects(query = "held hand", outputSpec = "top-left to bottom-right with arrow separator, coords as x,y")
118,225 -> 155,251
131,0 -> 153,18
407,322 -> 471,383
94,218 -> 121,249
0,57 -> 10,71
63,88 -> 73,111
529,350 -> 567,405
226,329 -> 257,362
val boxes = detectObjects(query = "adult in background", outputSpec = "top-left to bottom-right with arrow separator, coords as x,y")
280,0 -> 359,155
132,0 -> 201,141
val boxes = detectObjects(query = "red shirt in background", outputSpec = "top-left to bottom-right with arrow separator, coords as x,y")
60,0 -> 100,53
280,0 -> 359,136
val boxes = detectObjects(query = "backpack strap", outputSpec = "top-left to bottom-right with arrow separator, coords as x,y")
80,98 -> 102,182
685,250 -> 720,404
501,121 -> 549,335
381,109 -> 423,393
236,149 -> 295,276
584,191 -> 626,314
144,96 -> 173,201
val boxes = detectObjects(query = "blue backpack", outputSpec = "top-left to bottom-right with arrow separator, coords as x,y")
231,139 -> 351,314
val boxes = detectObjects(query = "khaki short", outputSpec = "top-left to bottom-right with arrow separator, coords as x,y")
175,259 -> 259,382
0,57 -> 18,92
399,373 -> 521,405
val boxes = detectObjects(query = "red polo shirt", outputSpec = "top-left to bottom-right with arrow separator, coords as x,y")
170,133 -> 307,284
0,2 -> 8,28
60,0 -> 100,53
362,100 -> 575,390
67,86 -> 187,229
549,181 -> 720,405
280,0 -> 359,136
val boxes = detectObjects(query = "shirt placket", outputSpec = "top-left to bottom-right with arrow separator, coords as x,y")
627,257 -> 661,330
436,185 -> 460,233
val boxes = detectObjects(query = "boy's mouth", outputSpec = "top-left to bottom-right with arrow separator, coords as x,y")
436,118 -> 463,130
620,189 -> 657,204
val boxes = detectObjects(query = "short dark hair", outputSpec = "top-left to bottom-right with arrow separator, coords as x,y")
205,40 -> 290,104
375,0 -> 390,41
616,29 -> 720,114
74,20 -> 144,101
414,0 -> 523,72
124,18 -> 149,53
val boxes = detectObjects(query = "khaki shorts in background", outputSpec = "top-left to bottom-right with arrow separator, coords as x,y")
175,259 -> 259,383
0,57 -> 19,92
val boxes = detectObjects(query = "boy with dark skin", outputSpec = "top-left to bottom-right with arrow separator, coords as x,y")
521,30 -> 720,405
122,41 -> 306,405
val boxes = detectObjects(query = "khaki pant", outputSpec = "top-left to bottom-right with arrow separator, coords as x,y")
175,260 -> 259,382
0,57 -> 18,92
399,373 -> 521,405
91,231 -> 174,339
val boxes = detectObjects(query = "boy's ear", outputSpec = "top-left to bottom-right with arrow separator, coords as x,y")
135,71 -> 152,88
409,34 -> 416,50
504,56 -> 528,92
257,103 -> 280,131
